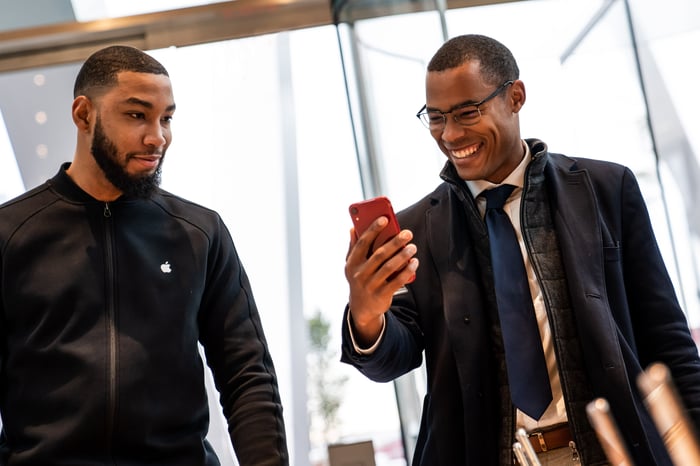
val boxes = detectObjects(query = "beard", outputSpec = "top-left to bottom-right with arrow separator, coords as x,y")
91,117 -> 163,199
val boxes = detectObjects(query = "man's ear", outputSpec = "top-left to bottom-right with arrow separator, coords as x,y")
72,96 -> 93,132
510,79 -> 526,114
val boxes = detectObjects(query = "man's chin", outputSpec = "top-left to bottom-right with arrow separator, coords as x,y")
111,170 -> 161,199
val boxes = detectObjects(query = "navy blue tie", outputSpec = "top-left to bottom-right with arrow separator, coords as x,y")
482,184 -> 552,420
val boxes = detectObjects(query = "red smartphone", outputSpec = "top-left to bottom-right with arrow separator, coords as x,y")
349,196 -> 401,254
349,196 -> 415,283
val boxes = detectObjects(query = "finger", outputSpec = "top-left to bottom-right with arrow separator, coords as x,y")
346,227 -> 358,260
377,243 -> 417,281
351,216 -> 389,261
369,229 -> 413,265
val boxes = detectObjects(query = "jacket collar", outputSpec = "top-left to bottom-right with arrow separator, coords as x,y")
48,162 -> 100,203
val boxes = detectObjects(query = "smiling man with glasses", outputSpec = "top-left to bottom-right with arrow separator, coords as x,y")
341,34 -> 700,466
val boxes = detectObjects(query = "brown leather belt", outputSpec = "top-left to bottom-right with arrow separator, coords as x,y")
528,424 -> 573,453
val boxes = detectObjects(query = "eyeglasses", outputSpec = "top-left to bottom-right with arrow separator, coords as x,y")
416,80 -> 514,131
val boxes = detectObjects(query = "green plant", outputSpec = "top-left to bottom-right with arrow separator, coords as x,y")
307,309 -> 348,444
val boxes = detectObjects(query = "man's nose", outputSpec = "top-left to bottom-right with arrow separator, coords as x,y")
144,123 -> 167,147
440,115 -> 464,141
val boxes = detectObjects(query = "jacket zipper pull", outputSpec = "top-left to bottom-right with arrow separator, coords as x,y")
569,441 -> 580,463
103,202 -> 112,218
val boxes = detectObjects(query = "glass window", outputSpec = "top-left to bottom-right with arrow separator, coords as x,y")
628,0 -> 700,331
0,109 -> 24,203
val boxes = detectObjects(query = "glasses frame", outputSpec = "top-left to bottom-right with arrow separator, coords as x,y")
416,80 -> 514,130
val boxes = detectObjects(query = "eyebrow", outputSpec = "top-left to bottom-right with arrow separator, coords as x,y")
426,98 -> 479,114
124,97 -> 176,112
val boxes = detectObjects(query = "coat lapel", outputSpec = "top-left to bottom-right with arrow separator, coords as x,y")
547,155 -> 630,380
547,157 -> 606,294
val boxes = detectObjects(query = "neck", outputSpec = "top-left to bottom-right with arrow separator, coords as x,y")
66,157 -> 122,202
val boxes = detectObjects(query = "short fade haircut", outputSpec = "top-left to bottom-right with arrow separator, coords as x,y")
427,34 -> 519,86
73,45 -> 169,98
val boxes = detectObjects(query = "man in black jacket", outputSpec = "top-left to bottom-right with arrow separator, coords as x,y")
0,45 -> 288,465
342,34 -> 700,465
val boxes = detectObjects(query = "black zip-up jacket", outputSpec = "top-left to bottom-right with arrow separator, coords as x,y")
0,164 -> 288,465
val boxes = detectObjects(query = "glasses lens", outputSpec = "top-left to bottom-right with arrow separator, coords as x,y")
419,112 -> 445,130
454,106 -> 481,126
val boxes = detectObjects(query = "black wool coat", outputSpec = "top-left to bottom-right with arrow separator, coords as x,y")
342,139 -> 700,465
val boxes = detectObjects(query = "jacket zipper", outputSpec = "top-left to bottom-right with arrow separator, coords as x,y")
519,162 -> 582,463
103,202 -> 117,458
